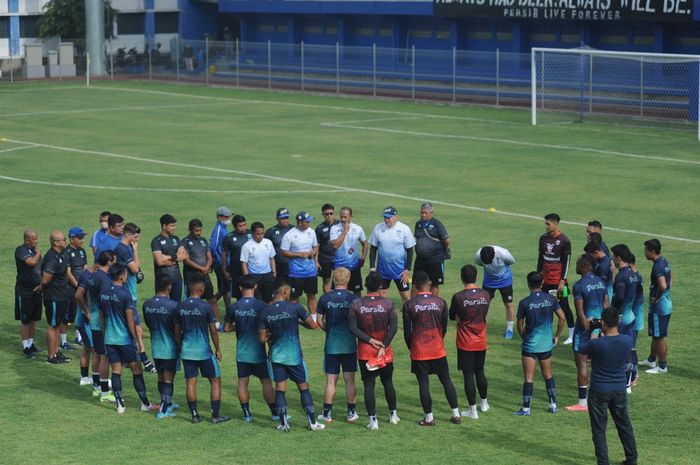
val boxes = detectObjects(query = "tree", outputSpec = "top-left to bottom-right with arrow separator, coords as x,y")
37,0 -> 117,39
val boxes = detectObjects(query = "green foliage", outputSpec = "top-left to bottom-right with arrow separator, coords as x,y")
37,0 -> 117,39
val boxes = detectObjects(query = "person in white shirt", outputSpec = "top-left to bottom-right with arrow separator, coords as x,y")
329,207 -> 368,297
281,211 -> 320,320
240,222 -> 276,303
475,245 -> 516,339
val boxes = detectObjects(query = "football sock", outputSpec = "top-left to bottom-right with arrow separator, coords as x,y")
241,403 -> 251,417
268,402 -> 277,416
92,373 -> 100,388
323,403 -> 332,417
139,352 -> 150,363
647,355 -> 657,363
188,401 -> 198,417
60,333 -> 67,345
22,339 -> 30,349
469,405 -> 478,416
578,386 -> 588,406
161,383 -> 173,413
425,412 -> 434,422
659,361 -> 667,369
111,373 -> 123,404
28,338 -> 34,347
75,330 -> 82,342
80,366 -> 89,378
523,382 -> 533,409
100,378 -> 110,394
300,389 -> 316,424
545,378 -> 556,405
452,408 -> 460,417
347,403 -> 356,415
211,400 -> 221,417
275,390 -> 288,425
133,373 -> 149,405
506,321 -> 514,331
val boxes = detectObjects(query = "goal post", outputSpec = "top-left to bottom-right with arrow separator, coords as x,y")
532,47 -> 700,141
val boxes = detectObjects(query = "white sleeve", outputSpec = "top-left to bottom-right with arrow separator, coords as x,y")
280,230 -> 292,252
358,226 -> 367,242
474,248 -> 483,265
403,224 -> 416,248
329,225 -> 341,241
496,246 -> 516,265
240,243 -> 250,263
266,239 -> 276,258
369,225 -> 379,247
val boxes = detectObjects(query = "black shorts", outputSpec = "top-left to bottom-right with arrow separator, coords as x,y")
413,261 -> 445,286
154,358 -> 179,374
484,285 -> 514,304
228,271 -> 244,300
185,272 -> 215,301
381,278 -> 410,293
324,353 -> 358,375
290,276 -> 318,298
319,260 -> 334,280
214,267 -> 229,295
522,350 -> 552,361
15,292 -> 42,324
347,268 -> 363,292
183,356 -> 220,379
78,326 -> 93,349
64,295 -> 78,323
359,360 -> 394,382
92,329 -> 106,355
411,356 -> 450,376
43,299 -> 68,328
106,343 -> 138,365
250,272 -> 275,303
237,360 -> 272,379
457,349 -> 486,372
271,361 -> 307,383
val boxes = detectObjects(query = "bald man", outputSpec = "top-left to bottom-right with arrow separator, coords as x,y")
16,229 -> 43,358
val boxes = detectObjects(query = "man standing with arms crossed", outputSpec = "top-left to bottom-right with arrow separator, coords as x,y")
316,204 -> 340,294
413,203 -> 450,296
16,229 -> 42,358
330,207 -> 368,297
151,214 -> 188,302
369,206 -> 415,303
639,239 -> 672,374
537,213 -> 575,345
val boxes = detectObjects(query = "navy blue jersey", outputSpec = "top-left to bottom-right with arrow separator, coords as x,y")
612,266 -> 639,326
633,271 -> 645,331
572,272 -> 607,321
100,284 -> 136,346
114,242 -> 137,302
176,298 -> 216,360
143,295 -> 179,360
88,269 -> 111,331
222,230 -> 252,272
317,290 -> 359,354
316,220 -> 340,263
650,256 -> 672,316
75,269 -> 94,328
517,290 -> 561,353
258,301 -> 309,366
594,254 -> 613,289
414,217 -> 449,263
579,334 -> 633,392
225,297 -> 268,364
42,248 -> 72,301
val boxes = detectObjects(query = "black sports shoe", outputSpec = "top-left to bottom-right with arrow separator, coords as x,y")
46,356 -> 60,365
56,351 -> 71,363
60,342 -> 76,351
212,415 -> 231,424
143,360 -> 157,373
192,414 -> 202,424
23,348 -> 36,359
30,344 -> 40,353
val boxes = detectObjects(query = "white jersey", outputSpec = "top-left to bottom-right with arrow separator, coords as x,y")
330,223 -> 366,270
474,245 -> 515,288
280,227 -> 318,278
369,220 -> 415,280
240,238 -> 276,275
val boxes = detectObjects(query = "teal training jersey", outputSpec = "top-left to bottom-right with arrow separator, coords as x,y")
517,290 -> 560,354
176,298 -> 216,360
143,295 -> 179,360
317,290 -> 359,354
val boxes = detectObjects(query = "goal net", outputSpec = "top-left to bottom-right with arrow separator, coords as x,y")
531,47 -> 700,140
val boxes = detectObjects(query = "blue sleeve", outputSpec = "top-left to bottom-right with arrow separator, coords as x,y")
612,275 -> 625,309
316,295 -> 326,315
578,337 -> 596,356
257,309 -> 268,330
297,304 -> 310,321
78,271 -> 91,290
516,301 -> 526,319
573,282 -> 584,301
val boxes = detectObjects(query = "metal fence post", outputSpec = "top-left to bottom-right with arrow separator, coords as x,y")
148,47 -> 152,81
86,52 -> 90,87
373,43 -> 376,97
205,36 -> 209,85
58,36 -> 62,81
235,39 -> 239,87
452,46 -> 456,104
268,39 -> 271,89
412,45 -> 415,100
301,40 -> 304,92
336,42 -> 339,95
109,39 -> 114,80
176,36 -> 180,81
496,48 -> 500,107
640,57 -> 644,118
589,54 -> 593,113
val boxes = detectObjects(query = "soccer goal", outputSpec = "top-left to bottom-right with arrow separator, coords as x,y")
531,47 -> 700,140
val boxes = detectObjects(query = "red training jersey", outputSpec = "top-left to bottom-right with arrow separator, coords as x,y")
349,295 -> 396,361
538,231 -> 572,286
449,288 -> 491,351
402,293 -> 448,361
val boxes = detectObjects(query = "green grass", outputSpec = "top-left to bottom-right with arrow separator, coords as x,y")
1,80 -> 699,465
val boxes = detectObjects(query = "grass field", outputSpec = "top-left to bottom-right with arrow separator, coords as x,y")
1,80 -> 699,465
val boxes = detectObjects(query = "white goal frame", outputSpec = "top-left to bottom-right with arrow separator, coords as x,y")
531,47 -> 700,141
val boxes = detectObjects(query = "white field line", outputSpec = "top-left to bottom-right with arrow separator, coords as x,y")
322,122 -> 700,166
125,171 -> 279,181
3,102 -> 233,118
2,137 -> 698,244
0,174 -> 344,194
0,145 -> 34,154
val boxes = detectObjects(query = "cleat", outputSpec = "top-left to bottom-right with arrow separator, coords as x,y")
100,393 -> 117,403
645,366 -> 667,374
80,377 -> 92,386
565,404 -> 588,412
277,423 -> 291,432
192,415 -> 202,424
638,359 -> 656,368
346,412 -> 359,423
212,415 -> 231,424
480,400 -> 490,412
367,419 -> 379,431
156,410 -> 176,419
418,419 -> 436,426
23,347 -> 36,359
389,412 -> 400,425
626,387 -> 632,394
317,414 -> 333,423
243,414 -> 253,423
117,404 -> 126,414
92,389 -> 101,398
308,422 -> 326,431
513,409 -> 531,416
141,403 -> 160,412
170,402 -> 179,410
46,356 -> 60,365
60,342 -> 76,351
504,328 -> 514,340
143,360 -> 158,373
30,344 -> 41,353
271,414 -> 292,421
562,337 -> 573,345
461,410 -> 479,420
56,351 -> 71,363
547,406 -> 558,414
451,416 -> 462,425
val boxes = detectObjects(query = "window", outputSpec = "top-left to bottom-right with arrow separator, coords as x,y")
155,12 -> 178,34
19,15 -> 40,38
118,13 -> 145,35
0,18 -> 9,39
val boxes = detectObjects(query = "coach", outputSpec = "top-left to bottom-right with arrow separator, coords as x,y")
579,307 -> 638,465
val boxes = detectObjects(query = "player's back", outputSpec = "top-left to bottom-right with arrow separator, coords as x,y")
177,298 -> 215,360
403,293 -> 447,361
318,290 -> 358,354
143,295 -> 179,359
230,297 -> 267,363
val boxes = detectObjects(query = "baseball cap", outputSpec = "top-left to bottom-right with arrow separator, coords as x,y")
216,206 -> 232,217
276,208 -> 290,219
296,211 -> 315,223
382,206 -> 398,218
68,226 -> 86,238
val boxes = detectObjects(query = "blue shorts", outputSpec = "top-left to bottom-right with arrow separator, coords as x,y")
324,353 -> 358,375
522,350 -> 552,361
618,321 -> 635,338
648,313 -> 671,338
183,355 -> 220,379
106,343 -> 138,365
78,326 -> 93,349
237,360 -> 272,379
154,358 -> 179,374
132,308 -> 141,326
92,330 -> 106,355
572,324 -> 591,353
271,361 -> 308,384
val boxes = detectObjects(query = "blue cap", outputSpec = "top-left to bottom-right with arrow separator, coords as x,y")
276,207 -> 290,219
68,226 -> 86,238
296,211 -> 315,223
382,206 -> 398,218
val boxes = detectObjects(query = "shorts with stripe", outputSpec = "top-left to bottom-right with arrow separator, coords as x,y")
43,299 -> 68,328
183,355 -> 221,379
77,325 -> 94,349
15,292 -> 42,324
648,313 -> 671,338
